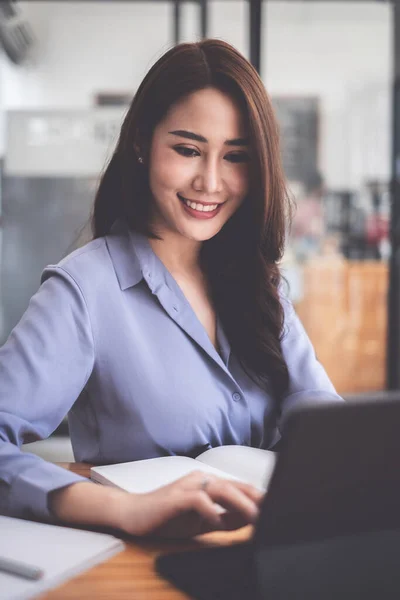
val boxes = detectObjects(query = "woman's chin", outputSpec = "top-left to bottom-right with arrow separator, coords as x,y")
178,222 -> 224,242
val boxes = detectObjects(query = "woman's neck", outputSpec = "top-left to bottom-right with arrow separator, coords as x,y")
148,231 -> 203,277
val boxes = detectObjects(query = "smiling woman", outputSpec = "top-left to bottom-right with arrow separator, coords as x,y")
149,88 -> 249,238
93,39 -> 292,401
0,39 -> 342,538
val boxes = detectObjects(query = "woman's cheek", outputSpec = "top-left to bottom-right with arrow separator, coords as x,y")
150,158 -> 179,191
154,152 -> 190,186
230,170 -> 249,199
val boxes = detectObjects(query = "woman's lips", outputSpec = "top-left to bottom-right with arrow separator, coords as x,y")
177,193 -> 224,220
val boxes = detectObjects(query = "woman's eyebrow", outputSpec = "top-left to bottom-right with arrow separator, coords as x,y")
168,130 -> 249,146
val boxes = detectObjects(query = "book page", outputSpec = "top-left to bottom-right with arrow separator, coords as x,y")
91,455 -> 241,494
195,446 -> 277,491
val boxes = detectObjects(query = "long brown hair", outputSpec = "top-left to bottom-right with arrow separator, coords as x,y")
92,39 -> 292,402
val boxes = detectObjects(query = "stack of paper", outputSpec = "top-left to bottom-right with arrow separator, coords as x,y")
0,516 -> 125,600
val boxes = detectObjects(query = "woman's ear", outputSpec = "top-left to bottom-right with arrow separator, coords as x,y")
134,140 -> 150,166
134,143 -> 143,163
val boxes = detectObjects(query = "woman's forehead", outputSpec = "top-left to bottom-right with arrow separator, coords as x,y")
159,88 -> 248,140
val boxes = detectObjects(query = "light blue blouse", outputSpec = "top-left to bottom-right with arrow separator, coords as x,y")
0,222 -> 341,520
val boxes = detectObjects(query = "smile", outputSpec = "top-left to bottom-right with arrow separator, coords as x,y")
177,193 -> 221,212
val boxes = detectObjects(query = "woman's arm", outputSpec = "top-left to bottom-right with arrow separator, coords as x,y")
49,470 -> 262,538
279,294 -> 343,418
1,266 -> 261,536
0,268 -> 94,519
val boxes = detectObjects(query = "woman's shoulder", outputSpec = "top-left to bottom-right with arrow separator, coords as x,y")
40,224 -> 142,299
41,237 -> 113,289
58,237 -> 109,271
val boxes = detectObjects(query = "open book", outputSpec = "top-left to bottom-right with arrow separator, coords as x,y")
90,445 -> 277,494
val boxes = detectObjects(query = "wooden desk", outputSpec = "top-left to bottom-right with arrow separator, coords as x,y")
40,463 -> 252,600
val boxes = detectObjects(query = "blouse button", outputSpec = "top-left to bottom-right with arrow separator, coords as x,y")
232,392 -> 242,402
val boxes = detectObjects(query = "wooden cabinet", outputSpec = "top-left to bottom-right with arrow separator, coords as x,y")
295,259 -> 388,394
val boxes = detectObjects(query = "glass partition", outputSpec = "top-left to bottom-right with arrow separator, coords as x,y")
265,1 -> 393,394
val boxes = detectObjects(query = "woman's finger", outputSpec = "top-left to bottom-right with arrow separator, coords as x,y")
203,479 -> 260,522
185,490 -> 223,526
182,471 -> 263,504
151,491 -> 224,538
158,474 -> 257,530
171,472 -> 261,522
226,480 -> 265,504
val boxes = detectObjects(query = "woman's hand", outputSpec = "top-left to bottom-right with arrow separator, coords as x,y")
50,471 -> 263,539
116,470 -> 264,538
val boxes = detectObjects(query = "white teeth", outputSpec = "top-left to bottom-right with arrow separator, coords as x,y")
182,197 -> 219,212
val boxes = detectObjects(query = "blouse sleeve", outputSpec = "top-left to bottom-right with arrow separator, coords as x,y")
278,293 -> 343,426
0,266 -> 95,520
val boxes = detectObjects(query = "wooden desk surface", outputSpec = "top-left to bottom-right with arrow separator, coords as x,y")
40,463 -> 252,600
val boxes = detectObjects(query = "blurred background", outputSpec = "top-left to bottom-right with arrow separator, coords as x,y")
0,0 -> 397,460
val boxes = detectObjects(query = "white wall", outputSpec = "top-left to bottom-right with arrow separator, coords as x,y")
0,1 -> 172,108
264,2 -> 393,190
0,0 -> 393,189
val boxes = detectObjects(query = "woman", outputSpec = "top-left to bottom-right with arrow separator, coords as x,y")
0,39 -> 341,537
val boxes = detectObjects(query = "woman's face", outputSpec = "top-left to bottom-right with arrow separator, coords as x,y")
147,87 -> 250,242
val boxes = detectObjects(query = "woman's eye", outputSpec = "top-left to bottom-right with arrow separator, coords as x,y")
225,152 -> 249,163
174,146 -> 200,158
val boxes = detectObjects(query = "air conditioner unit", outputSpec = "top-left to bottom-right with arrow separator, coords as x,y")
0,1 -> 34,65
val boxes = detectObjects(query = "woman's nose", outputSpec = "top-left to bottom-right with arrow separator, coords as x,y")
193,159 -> 223,194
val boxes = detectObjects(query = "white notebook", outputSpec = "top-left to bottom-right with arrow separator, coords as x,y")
0,516 -> 125,600
91,445 -> 277,494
